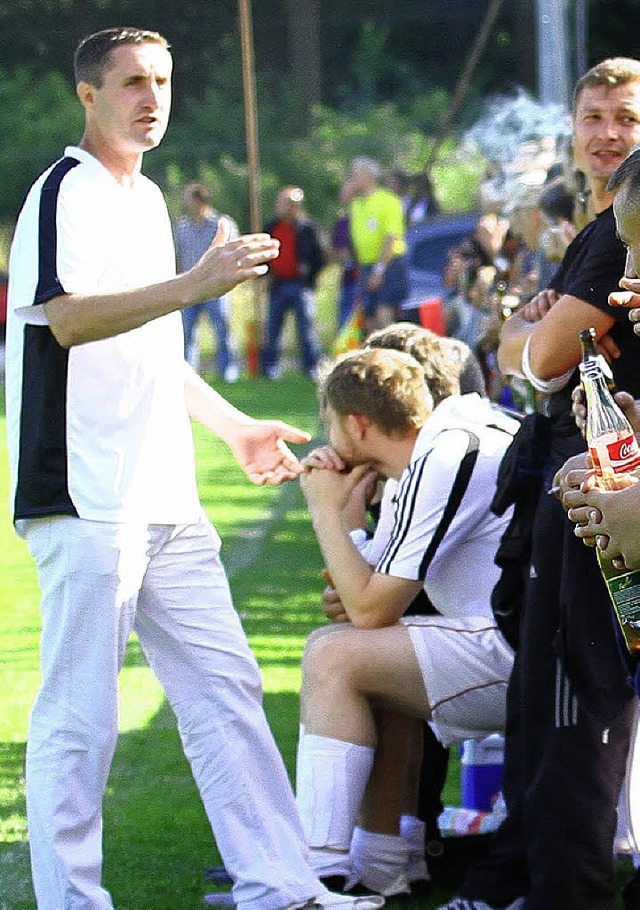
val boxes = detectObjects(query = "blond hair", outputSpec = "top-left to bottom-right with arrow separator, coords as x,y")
319,348 -> 431,436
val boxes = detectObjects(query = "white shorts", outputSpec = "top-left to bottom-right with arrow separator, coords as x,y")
400,614 -> 514,746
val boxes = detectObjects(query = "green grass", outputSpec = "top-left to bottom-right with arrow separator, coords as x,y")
0,375 -> 633,909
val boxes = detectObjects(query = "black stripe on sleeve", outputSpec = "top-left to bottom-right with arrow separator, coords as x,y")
378,453 -> 430,573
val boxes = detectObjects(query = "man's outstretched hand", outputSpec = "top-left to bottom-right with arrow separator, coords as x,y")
230,420 -> 311,485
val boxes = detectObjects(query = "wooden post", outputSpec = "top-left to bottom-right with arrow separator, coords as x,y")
424,0 -> 505,178
238,0 -> 262,376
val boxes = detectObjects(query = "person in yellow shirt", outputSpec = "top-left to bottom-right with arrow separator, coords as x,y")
349,157 -> 409,331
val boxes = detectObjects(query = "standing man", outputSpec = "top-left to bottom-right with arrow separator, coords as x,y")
262,186 -> 325,380
439,57 -> 640,910
5,27 -> 382,910
348,157 -> 408,333
175,181 -> 240,379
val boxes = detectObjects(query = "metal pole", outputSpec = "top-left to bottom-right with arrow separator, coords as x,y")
237,0 -> 262,375
424,0 -> 505,177
536,0 -> 571,108
575,0 -> 588,77
238,0 -> 262,232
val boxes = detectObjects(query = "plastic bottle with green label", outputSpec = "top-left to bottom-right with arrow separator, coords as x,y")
580,342 -> 640,654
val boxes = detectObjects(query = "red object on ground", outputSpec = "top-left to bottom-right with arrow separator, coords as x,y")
0,276 -> 7,327
417,296 -> 446,335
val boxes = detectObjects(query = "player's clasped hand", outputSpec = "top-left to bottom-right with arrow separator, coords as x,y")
301,446 -> 348,472
301,460 -> 377,516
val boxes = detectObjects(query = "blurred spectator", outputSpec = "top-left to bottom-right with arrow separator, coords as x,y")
406,172 -> 441,224
386,168 -> 412,215
262,186 -> 326,380
349,156 -> 409,333
330,179 -> 360,329
443,213 -> 511,354
174,182 -> 240,380
537,177 -> 578,285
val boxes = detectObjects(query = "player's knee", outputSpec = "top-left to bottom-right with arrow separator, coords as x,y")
303,630 -> 357,691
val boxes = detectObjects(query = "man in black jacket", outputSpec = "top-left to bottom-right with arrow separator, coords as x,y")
263,186 -> 326,379
438,56 -> 640,910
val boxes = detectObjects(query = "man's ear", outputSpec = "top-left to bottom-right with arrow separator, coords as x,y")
349,413 -> 372,440
76,81 -> 96,111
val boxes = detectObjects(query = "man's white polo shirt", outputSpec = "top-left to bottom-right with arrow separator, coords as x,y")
6,146 -> 201,524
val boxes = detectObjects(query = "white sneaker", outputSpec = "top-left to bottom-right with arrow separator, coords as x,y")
204,890 -> 385,909
435,899 -> 524,910
308,893 -> 385,909
435,901 -> 498,910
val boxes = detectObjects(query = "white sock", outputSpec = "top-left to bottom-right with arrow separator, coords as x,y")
400,814 -> 430,882
296,733 -> 374,878
350,827 -> 411,896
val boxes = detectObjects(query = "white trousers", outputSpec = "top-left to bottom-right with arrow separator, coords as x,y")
20,514 -> 319,910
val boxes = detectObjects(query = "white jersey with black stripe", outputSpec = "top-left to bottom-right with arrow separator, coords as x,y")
376,394 -> 519,620
6,146 -> 200,524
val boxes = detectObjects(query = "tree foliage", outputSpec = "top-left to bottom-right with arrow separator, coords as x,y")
0,68 -> 83,218
0,0 -> 637,230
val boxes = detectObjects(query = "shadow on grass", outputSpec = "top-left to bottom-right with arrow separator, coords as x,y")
103,688 -> 306,909
0,741 -> 33,909
0,690 -> 306,910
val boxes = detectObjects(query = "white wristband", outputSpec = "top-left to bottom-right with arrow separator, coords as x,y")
521,334 -> 575,394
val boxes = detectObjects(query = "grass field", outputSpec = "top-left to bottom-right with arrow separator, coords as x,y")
0,374 -> 634,910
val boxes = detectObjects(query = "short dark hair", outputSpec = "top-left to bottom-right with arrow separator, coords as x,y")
74,27 -> 170,87
539,178 -> 575,223
185,182 -> 211,205
607,145 -> 640,196
573,57 -> 640,114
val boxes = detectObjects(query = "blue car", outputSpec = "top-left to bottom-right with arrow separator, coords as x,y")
401,211 -> 480,332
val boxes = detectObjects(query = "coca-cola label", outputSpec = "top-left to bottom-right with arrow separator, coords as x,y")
590,432 -> 640,474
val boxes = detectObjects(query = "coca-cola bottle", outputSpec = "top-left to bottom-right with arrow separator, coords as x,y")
580,351 -> 640,654
579,326 -> 616,393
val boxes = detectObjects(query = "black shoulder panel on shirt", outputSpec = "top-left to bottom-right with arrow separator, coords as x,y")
34,157 -> 80,306
14,157 -> 81,520
418,430 -> 480,580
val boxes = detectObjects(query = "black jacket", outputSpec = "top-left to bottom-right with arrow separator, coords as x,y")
264,216 -> 326,288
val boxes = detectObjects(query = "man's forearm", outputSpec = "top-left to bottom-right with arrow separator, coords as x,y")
44,272 -> 198,348
310,508 -> 379,625
44,230 -> 279,348
184,362 -> 255,445
496,311 -> 533,377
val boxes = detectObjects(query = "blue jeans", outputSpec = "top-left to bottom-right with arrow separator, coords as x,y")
337,276 -> 358,329
262,279 -> 320,375
182,296 -> 236,376
358,255 -> 409,320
